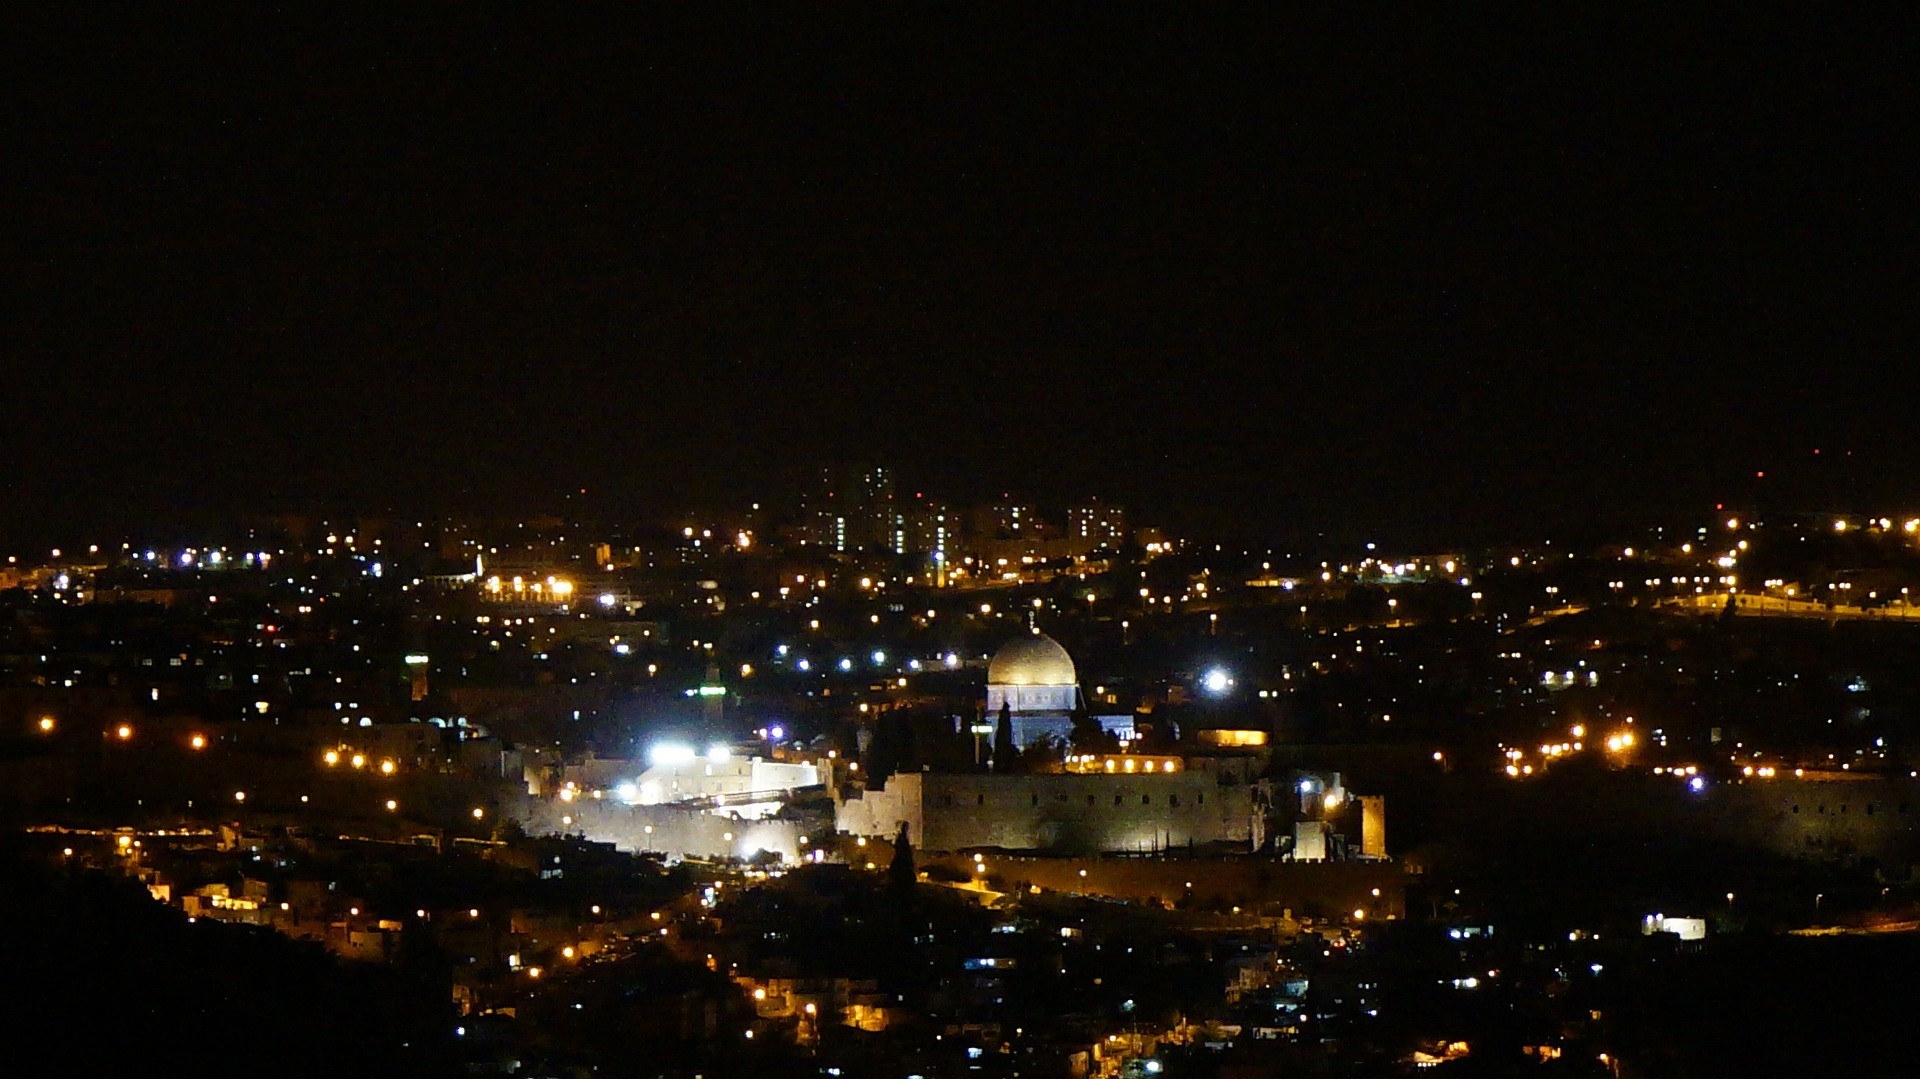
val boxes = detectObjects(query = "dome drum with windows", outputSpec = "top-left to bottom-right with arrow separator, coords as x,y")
985,632 -> 1080,745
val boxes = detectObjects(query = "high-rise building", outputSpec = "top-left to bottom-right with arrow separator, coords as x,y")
804,465 -> 896,552
975,500 -> 1039,539
1065,501 -> 1128,551
896,497 -> 956,580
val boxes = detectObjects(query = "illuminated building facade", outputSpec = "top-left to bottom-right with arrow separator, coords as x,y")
805,465 -> 896,552
618,748 -> 821,820
836,767 -> 1262,853
984,633 -> 1080,745
1065,501 -> 1128,551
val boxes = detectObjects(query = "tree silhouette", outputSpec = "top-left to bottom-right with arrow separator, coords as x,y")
888,821 -> 916,899
1025,733 -> 1067,772
992,700 -> 1020,772
1069,698 -> 1116,752
866,714 -> 902,787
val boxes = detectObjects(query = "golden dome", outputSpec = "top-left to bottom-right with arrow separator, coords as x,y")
987,633 -> 1077,687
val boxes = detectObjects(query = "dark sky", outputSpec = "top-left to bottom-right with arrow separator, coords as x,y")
5,9 -> 1917,548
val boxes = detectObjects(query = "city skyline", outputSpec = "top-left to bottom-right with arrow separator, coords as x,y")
10,12 -> 1920,1072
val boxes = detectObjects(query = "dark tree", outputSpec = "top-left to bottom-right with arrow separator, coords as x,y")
1069,698 -> 1116,752
1025,732 -> 1067,771
992,700 -> 1020,772
888,821 -> 916,899
865,714 -> 902,787
895,712 -> 919,775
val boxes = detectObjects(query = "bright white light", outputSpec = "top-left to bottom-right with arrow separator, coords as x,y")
838,658 -> 853,672
706,745 -> 732,763
871,650 -> 887,665
598,593 -> 617,608
797,658 -> 812,672
647,742 -> 696,767
614,643 -> 631,655
1203,668 -> 1231,694
945,653 -> 959,668
768,725 -> 785,741
1688,776 -> 1706,793
615,782 -> 639,803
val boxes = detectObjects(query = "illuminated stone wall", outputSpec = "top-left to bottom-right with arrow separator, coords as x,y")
924,851 -> 1406,920
521,797 -> 817,864
837,771 -> 1261,854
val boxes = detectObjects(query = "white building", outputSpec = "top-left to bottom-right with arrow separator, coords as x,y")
984,632 -> 1080,745
619,749 -> 820,820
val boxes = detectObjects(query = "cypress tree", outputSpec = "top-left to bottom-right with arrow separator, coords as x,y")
888,821 -> 916,897
992,699 -> 1019,772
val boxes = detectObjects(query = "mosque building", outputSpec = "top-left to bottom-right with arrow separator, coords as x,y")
983,631 -> 1081,745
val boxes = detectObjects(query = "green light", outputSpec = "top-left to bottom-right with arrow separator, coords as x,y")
697,685 -> 726,697
404,654 -> 430,665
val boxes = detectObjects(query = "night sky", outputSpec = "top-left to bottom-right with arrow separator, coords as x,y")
6,10 -> 1917,547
